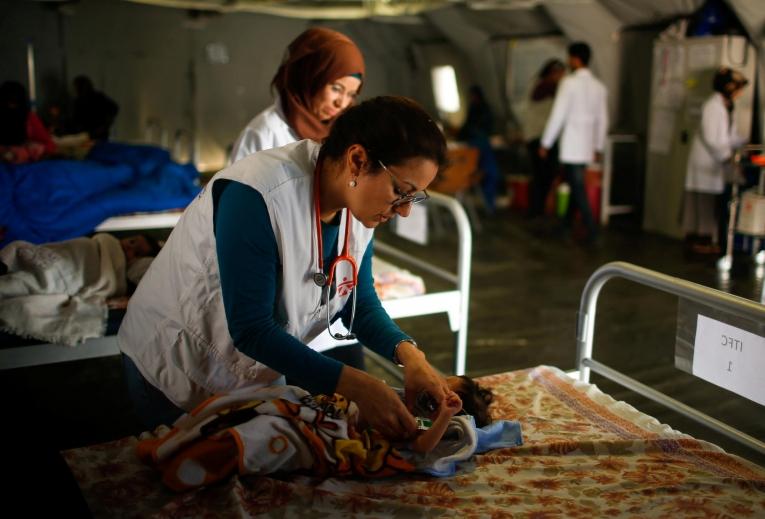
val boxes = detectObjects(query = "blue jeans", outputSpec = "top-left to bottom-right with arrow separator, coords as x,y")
121,354 -> 185,430
469,137 -> 500,213
563,163 -> 597,239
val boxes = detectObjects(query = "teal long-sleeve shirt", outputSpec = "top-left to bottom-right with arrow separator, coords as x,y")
213,179 -> 410,395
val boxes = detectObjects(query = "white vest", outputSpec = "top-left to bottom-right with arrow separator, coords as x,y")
118,140 -> 374,410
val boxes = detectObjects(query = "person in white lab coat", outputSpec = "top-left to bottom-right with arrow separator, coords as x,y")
539,42 -> 608,245
230,27 -> 364,163
682,67 -> 748,254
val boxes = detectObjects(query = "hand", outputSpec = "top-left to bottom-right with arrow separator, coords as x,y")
538,146 -> 548,159
397,342 -> 450,414
440,390 -> 462,418
336,366 -> 416,440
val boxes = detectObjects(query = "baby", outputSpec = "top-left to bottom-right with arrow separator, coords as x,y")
390,375 -> 494,453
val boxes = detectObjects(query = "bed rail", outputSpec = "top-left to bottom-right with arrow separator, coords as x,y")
375,191 -> 472,375
576,261 -> 765,455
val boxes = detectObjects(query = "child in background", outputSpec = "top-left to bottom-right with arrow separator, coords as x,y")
0,233 -> 160,344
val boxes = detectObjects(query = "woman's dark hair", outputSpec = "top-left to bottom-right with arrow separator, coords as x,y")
141,233 -> 162,257
713,67 -> 748,96
0,81 -> 31,146
455,376 -> 493,427
538,58 -> 565,79
319,95 -> 447,173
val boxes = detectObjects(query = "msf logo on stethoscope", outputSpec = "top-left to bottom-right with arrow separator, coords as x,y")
337,276 -> 354,297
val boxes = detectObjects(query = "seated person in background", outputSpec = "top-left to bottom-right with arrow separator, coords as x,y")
0,233 -> 160,345
138,373 -> 513,492
457,85 -> 500,214
0,80 -> 57,163
71,75 -> 119,141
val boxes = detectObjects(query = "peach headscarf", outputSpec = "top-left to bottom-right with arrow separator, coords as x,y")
272,27 -> 365,142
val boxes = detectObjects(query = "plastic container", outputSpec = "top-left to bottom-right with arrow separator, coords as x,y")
556,182 -> 570,218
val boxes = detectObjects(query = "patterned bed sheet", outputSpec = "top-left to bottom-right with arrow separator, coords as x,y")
63,366 -> 765,518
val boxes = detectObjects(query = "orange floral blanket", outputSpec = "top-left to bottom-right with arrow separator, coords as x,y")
63,366 -> 765,518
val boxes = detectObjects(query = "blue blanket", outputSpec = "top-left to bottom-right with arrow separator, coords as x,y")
0,142 -> 200,247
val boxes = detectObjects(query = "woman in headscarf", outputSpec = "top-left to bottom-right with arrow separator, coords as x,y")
230,27 -> 365,162
229,27 -> 366,369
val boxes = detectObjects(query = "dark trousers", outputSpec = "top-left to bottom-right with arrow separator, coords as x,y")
527,138 -> 558,217
122,354 -> 185,430
563,163 -> 597,239
123,343 -> 365,430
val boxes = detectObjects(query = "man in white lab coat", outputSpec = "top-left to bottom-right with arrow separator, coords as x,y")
539,42 -> 608,245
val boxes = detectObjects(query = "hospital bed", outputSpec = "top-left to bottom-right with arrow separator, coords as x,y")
0,192 -> 472,374
61,261 -> 765,517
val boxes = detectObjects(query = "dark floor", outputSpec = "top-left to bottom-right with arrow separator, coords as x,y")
2,205 -> 764,474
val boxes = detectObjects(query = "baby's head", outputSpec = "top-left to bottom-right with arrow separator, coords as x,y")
120,234 -> 161,266
446,375 -> 494,427
119,234 -> 162,286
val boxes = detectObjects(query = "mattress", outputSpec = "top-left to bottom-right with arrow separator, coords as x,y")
62,365 -> 765,517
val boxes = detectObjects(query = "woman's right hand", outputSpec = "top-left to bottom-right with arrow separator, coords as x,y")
336,366 -> 416,440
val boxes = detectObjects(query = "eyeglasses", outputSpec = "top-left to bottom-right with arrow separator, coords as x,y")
378,160 -> 429,208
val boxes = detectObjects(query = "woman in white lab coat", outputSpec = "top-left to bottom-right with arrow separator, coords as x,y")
683,67 -> 748,253
230,27 -> 364,163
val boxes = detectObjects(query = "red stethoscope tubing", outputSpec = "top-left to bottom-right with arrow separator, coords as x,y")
313,161 -> 358,292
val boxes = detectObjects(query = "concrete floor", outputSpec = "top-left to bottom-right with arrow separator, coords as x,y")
2,207 -> 763,470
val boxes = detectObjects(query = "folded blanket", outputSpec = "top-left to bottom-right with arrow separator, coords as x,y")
137,385 -> 523,492
0,233 -> 125,345
409,415 -> 523,476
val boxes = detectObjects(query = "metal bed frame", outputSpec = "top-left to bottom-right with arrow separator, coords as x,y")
2,192 -> 473,376
576,261 -> 765,456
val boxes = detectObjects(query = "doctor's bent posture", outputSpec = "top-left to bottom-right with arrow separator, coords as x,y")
230,27 -> 364,163
119,96 -> 450,439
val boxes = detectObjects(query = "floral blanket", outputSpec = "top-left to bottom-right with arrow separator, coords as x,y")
63,366 -> 765,518
136,385 -> 417,492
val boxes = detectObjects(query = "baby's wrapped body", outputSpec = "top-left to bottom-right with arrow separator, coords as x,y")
137,384 -> 523,492
0,233 -> 155,345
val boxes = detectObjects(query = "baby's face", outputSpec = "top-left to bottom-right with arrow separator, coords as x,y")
120,235 -> 152,265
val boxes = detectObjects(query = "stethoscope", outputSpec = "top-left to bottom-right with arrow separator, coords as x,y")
312,161 -> 357,340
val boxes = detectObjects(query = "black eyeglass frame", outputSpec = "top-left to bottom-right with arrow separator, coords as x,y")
377,159 -> 430,208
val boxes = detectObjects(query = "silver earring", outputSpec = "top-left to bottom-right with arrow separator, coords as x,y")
349,179 -> 357,188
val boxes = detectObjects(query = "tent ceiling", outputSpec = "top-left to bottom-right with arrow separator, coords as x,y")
122,0 -> 706,26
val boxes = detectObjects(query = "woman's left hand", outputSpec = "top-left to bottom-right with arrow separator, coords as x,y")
397,341 -> 450,412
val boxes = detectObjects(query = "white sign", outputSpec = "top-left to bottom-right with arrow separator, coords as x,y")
692,315 -> 765,406
394,204 -> 428,245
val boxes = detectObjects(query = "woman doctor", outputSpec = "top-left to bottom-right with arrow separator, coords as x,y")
230,27 -> 364,163
119,96 -> 450,440
683,67 -> 748,254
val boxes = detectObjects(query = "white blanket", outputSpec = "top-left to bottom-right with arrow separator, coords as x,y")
0,233 -> 126,345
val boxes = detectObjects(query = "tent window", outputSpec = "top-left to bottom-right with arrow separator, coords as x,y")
431,65 -> 460,113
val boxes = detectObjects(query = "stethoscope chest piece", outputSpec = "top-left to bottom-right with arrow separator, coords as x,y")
313,272 -> 328,287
